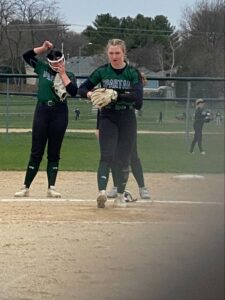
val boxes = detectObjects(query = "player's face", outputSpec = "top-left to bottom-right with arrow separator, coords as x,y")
198,102 -> 205,108
50,61 -> 64,71
49,56 -> 65,71
107,45 -> 125,68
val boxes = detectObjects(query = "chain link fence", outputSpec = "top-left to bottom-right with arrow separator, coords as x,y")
0,74 -> 224,143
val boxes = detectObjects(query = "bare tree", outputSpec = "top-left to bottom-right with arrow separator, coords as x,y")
63,31 -> 89,59
175,0 -> 225,99
0,0 -> 65,74
0,0 -> 17,61
178,0 -> 224,76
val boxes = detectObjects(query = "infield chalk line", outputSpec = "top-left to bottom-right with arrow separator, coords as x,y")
0,220 -> 182,225
0,128 -> 223,135
0,220 -> 194,225
0,198 -> 223,205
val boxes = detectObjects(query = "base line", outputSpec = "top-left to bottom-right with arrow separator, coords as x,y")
0,198 -> 223,205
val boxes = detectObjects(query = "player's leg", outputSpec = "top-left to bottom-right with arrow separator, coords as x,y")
114,110 -> 136,207
130,137 -> 144,187
47,104 -> 68,197
197,130 -> 205,154
130,133 -> 150,199
190,125 -> 198,153
107,148 -> 119,198
107,165 -> 118,198
131,154 -> 150,199
14,105 -> 48,197
97,117 -> 118,207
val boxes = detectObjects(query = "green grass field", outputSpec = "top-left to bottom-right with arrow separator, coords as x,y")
1,95 -> 224,132
0,132 -> 224,173
0,95 -> 224,173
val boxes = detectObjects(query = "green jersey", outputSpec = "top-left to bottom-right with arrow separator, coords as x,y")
89,63 -> 142,106
34,60 -> 75,103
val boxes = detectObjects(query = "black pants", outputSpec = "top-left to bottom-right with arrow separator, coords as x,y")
98,108 -> 136,194
24,102 -> 68,188
190,124 -> 203,153
111,134 -> 145,188
130,138 -> 145,188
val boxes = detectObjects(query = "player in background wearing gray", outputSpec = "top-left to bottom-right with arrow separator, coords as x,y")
14,40 -> 77,198
190,98 -> 207,154
79,39 -> 143,208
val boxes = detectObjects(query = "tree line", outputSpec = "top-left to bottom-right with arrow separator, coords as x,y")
0,0 -> 224,80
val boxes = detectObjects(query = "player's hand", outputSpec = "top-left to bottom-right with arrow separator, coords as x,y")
90,88 -> 118,109
56,64 -> 66,75
43,41 -> 53,51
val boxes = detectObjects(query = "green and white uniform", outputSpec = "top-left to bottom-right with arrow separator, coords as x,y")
22,49 -> 77,188
79,63 -> 143,194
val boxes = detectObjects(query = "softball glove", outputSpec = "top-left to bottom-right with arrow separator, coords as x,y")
53,73 -> 67,101
90,88 -> 118,108
123,190 -> 137,203
203,110 -> 213,123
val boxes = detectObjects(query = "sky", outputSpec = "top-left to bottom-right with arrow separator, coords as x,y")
58,0 -> 198,33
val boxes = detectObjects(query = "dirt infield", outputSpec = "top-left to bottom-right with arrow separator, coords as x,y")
0,171 -> 224,300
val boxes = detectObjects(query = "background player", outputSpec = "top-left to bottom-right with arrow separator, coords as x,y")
190,98 -> 207,154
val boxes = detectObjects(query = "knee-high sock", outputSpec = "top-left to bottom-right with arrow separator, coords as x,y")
97,160 -> 110,191
130,157 -> 145,188
47,161 -> 59,188
110,164 -> 118,187
24,160 -> 40,188
117,164 -> 130,194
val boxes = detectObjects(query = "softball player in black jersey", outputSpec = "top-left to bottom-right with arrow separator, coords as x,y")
190,98 -> 206,154
14,40 -> 77,198
79,38 -> 143,208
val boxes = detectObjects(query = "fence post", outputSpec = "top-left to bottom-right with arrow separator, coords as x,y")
185,81 -> 191,145
5,77 -> 10,134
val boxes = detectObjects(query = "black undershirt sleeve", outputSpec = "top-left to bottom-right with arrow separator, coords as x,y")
78,79 -> 95,98
23,49 -> 38,68
66,81 -> 78,97
117,82 -> 143,110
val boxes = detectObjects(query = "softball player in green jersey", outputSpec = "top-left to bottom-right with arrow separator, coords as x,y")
96,109 -> 150,200
14,40 -> 77,198
79,38 -> 143,208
